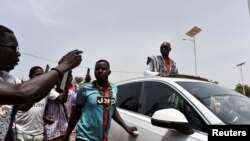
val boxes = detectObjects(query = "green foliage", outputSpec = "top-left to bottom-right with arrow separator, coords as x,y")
73,76 -> 84,85
235,83 -> 250,97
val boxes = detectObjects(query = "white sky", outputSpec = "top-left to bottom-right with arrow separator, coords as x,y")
1,0 -> 250,89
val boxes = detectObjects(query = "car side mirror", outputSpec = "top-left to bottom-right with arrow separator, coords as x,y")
151,108 -> 194,135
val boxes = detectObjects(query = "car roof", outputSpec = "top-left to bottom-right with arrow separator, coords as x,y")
115,74 -> 210,84
168,74 -> 209,82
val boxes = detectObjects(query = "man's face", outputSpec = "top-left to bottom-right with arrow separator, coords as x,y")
160,45 -> 171,56
0,32 -> 20,71
94,61 -> 110,81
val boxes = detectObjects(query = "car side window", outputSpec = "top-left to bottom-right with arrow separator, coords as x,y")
138,81 -> 174,116
138,81 -> 207,132
116,82 -> 142,112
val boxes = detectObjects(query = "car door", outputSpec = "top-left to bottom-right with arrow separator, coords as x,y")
109,80 -> 207,141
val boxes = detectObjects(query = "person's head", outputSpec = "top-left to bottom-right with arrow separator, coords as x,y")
0,25 -> 20,71
94,59 -> 111,82
160,41 -> 171,57
29,66 -> 44,79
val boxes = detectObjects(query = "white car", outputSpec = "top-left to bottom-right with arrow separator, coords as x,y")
108,75 -> 250,141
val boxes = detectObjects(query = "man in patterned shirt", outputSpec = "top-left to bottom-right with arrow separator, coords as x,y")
44,71 -> 77,141
144,41 -> 178,77
64,59 -> 137,141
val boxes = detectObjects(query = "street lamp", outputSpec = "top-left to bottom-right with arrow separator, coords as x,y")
234,61 -> 246,95
248,0 -> 250,17
183,26 -> 202,76
182,38 -> 197,75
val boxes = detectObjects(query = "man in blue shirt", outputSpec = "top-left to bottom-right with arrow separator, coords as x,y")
64,59 -> 137,141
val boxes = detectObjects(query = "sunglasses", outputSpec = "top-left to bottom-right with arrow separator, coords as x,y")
0,44 -> 19,53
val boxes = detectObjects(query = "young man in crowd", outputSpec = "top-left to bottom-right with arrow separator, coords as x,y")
44,71 -> 77,141
64,59 -> 137,141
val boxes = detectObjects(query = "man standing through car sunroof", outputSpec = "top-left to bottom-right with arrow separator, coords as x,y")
144,41 -> 178,77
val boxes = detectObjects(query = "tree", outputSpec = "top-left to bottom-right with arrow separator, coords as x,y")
71,76 -> 84,92
235,83 -> 250,97
73,76 -> 84,85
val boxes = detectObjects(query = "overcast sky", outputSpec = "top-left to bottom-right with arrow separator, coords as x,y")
1,0 -> 250,89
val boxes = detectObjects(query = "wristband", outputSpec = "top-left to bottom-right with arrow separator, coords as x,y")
51,68 -> 63,79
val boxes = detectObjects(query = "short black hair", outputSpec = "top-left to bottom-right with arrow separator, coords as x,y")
0,25 -> 14,42
29,66 -> 43,78
160,41 -> 171,48
0,25 -> 13,34
95,59 -> 110,69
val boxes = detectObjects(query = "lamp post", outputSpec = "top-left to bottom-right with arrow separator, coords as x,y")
183,26 -> 202,76
182,38 -> 197,75
235,62 -> 246,95
248,0 -> 250,17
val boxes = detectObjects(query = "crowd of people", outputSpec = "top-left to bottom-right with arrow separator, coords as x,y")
0,24 -> 178,141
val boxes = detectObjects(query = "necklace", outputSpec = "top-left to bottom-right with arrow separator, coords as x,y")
93,80 -> 113,110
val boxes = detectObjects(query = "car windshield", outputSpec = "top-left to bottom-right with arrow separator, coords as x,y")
177,82 -> 250,124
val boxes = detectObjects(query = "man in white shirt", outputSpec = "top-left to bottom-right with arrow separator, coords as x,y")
15,66 -> 61,141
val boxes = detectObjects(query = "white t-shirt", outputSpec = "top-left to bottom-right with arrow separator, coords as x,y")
15,89 -> 60,135
0,71 -> 20,140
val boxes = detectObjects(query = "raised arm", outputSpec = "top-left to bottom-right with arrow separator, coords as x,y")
0,49 -> 83,105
